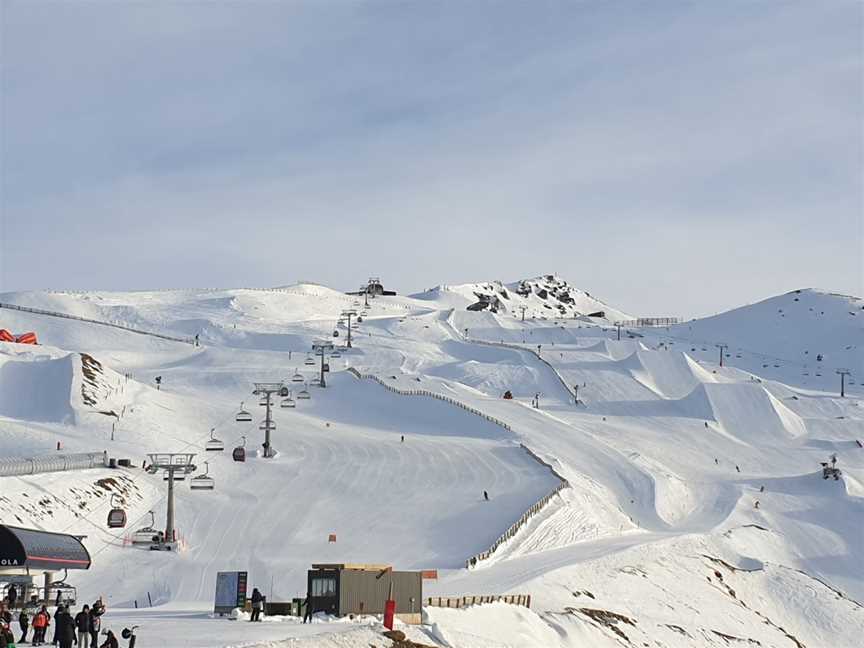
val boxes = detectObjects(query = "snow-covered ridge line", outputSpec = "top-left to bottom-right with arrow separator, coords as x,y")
343,367 -> 570,569
0,302 -> 193,344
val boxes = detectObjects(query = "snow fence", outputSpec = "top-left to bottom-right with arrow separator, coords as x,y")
345,367 -> 569,569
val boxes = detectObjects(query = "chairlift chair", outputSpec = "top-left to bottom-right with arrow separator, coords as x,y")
47,577 -> 78,607
233,436 -> 247,462
281,392 -> 296,408
304,355 -> 315,366
291,370 -> 304,383
131,511 -> 164,544
107,494 -> 127,529
205,428 -> 224,452
235,402 -> 252,423
190,461 -> 215,491
330,351 -> 341,358
297,384 -> 311,400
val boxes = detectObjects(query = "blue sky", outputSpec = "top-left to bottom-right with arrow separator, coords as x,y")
1,1 -> 861,317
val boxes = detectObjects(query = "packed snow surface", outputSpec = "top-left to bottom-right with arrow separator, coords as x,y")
0,278 -> 861,647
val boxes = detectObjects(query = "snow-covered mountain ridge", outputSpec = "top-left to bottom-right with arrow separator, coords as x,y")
411,274 -> 634,322
0,279 -> 861,647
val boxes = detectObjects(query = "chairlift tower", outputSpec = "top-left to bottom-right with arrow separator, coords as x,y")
716,343 -> 728,367
341,310 -> 357,348
836,368 -> 851,397
614,322 -> 623,341
519,306 -> 527,322
146,453 -> 196,547
312,341 -> 335,387
253,382 -> 289,458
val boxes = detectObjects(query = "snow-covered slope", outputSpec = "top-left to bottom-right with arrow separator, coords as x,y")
0,280 -> 861,648
653,288 -> 864,392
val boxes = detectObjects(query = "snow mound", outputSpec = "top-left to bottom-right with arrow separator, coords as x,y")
678,382 -> 807,442
0,350 -> 76,423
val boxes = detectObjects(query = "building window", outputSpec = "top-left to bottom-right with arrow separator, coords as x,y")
312,577 -> 336,597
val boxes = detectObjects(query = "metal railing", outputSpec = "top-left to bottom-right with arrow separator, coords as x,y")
615,317 -> 680,328
345,367 -> 569,569
0,302 -> 194,344
0,451 -> 109,478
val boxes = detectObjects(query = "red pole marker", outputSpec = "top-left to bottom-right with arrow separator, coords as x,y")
384,599 -> 396,630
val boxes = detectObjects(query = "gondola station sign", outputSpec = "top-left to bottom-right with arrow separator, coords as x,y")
0,525 -> 91,571
214,571 -> 248,615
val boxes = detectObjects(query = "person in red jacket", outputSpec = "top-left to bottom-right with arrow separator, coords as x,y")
32,605 -> 50,645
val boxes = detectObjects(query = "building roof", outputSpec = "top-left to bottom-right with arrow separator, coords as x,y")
0,524 -> 91,572
311,563 -> 391,572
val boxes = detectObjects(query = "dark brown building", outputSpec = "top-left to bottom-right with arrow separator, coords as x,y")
307,563 -> 422,624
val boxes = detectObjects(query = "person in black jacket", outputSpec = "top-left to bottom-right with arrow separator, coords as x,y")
75,605 -> 92,648
19,607 -> 29,644
51,604 -> 63,646
7,585 -> 17,610
98,630 -> 118,648
249,588 -> 263,622
88,600 -> 105,648
54,606 -> 76,648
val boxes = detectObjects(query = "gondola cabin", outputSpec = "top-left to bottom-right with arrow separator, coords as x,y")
233,446 -> 246,462
107,508 -> 127,528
